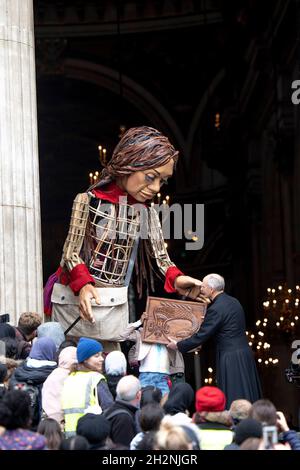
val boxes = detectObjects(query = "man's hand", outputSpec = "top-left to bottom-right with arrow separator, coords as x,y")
174,275 -> 205,302
166,338 -> 178,350
79,284 -> 100,323
276,411 -> 289,433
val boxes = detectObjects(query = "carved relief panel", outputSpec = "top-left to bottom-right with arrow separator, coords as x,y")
141,296 -> 207,345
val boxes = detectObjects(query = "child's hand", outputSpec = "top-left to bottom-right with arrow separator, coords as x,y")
166,338 -> 178,350
140,312 -> 147,323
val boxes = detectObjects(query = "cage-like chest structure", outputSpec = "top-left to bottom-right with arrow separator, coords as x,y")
84,198 -> 141,286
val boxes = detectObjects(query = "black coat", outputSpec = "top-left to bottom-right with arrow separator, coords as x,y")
104,400 -> 138,447
9,361 -> 57,427
177,292 -> 262,407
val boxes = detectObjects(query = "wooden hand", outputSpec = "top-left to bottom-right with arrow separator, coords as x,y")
174,275 -> 204,301
79,284 -> 100,323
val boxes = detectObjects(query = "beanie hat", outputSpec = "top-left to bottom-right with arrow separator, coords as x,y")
76,413 -> 111,445
77,337 -> 103,363
195,386 -> 226,412
234,418 -> 263,445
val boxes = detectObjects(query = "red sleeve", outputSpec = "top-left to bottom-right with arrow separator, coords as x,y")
164,266 -> 184,293
69,264 -> 95,294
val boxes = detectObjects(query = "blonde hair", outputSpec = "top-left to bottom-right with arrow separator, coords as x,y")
193,410 -> 232,427
154,416 -> 190,450
229,399 -> 252,421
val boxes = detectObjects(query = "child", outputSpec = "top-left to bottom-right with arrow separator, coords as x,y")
117,316 -> 185,397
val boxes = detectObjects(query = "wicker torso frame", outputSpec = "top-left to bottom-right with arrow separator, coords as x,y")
61,192 -> 176,288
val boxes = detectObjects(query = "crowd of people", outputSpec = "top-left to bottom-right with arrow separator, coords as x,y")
0,313 -> 299,451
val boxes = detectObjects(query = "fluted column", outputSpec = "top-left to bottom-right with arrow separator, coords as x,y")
0,0 -> 43,323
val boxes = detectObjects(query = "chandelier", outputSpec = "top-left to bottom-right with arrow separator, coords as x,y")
204,367 -> 215,385
246,283 -> 300,367
88,146 -> 107,186
88,125 -> 127,186
262,284 -> 300,334
151,193 -> 170,206
246,328 -> 279,367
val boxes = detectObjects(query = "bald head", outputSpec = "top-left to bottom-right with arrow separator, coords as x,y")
116,375 -> 141,402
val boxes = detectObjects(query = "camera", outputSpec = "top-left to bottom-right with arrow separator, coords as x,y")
263,425 -> 278,449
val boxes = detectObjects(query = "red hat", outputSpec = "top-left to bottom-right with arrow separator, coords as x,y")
195,386 -> 226,412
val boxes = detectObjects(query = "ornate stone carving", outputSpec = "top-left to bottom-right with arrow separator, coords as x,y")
141,296 -> 206,345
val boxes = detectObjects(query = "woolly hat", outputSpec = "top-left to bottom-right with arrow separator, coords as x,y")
77,337 -> 103,363
234,418 -> 263,445
195,386 -> 226,412
76,413 -> 111,446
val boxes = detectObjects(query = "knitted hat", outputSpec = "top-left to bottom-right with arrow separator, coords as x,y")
77,337 -> 103,363
76,413 -> 111,445
234,418 -> 263,445
195,386 -> 226,412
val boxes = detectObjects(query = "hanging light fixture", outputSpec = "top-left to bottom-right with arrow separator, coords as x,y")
246,329 -> 279,367
262,284 -> 300,334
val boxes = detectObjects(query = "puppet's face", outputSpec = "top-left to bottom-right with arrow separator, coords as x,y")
118,159 -> 174,202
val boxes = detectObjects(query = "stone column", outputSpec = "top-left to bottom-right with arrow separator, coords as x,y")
0,0 -> 43,324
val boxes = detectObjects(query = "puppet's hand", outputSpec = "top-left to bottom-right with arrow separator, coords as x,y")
174,275 -> 204,301
79,284 -> 100,323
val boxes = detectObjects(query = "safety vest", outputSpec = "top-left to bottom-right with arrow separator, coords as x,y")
197,427 -> 233,450
61,370 -> 105,437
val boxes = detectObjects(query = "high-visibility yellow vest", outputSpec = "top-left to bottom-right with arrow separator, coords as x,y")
198,428 -> 233,450
61,370 -> 105,437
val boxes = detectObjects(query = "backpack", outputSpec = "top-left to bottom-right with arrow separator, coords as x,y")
16,340 -> 30,360
13,381 -> 41,426
103,407 -> 133,421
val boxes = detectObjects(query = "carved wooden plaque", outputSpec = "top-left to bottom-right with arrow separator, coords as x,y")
141,296 -> 207,345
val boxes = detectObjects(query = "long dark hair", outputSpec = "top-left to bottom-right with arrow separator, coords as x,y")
90,126 -> 179,189
37,418 -> 63,450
